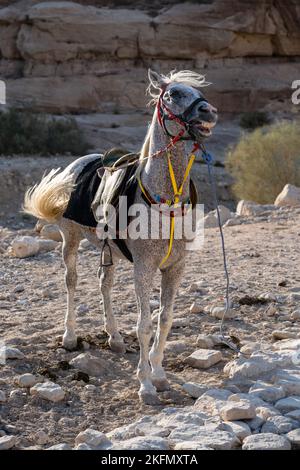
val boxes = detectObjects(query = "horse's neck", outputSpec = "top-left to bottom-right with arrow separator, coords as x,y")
141,112 -> 190,201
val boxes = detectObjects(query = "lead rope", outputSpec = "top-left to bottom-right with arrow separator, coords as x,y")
200,145 -> 242,355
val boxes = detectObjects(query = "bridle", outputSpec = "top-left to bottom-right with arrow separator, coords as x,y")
157,88 -> 209,141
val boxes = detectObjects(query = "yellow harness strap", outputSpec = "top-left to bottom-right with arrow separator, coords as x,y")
159,152 -> 195,268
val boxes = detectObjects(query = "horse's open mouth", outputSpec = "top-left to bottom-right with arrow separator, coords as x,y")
193,120 -> 216,137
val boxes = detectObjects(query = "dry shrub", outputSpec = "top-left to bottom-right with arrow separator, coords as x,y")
226,120 -> 300,204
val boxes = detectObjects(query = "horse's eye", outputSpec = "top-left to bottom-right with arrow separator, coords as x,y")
168,89 -> 181,100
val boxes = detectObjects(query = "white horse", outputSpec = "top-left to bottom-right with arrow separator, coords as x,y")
24,70 -> 218,404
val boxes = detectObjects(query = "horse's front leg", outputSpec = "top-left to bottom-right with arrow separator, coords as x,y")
150,259 -> 185,391
134,260 -> 159,405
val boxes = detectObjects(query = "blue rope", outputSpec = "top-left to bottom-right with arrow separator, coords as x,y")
201,146 -> 241,355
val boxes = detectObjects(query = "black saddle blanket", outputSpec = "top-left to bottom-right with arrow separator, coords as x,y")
63,158 -> 104,228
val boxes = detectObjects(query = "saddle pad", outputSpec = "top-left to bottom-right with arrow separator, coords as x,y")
63,157 -> 104,228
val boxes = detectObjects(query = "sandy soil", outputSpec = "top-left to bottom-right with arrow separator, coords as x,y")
0,209 -> 300,448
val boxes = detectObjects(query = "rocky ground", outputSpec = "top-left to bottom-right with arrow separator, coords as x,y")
1,198 -> 300,450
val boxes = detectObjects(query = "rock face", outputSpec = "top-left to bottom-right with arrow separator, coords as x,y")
0,0 -> 299,114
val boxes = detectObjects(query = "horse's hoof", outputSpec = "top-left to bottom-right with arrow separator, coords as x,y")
109,340 -> 126,354
139,391 -> 160,406
151,377 -> 170,392
62,334 -> 77,351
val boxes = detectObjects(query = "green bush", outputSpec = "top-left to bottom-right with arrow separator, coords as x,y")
239,111 -> 272,131
226,121 -> 300,204
0,108 -> 90,155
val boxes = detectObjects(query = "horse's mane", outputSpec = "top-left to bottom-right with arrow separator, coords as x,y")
140,70 -> 211,161
146,69 -> 211,105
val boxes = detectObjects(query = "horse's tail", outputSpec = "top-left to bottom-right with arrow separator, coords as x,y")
23,168 -> 74,223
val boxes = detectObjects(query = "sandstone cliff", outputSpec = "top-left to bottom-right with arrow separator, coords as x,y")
0,0 -> 299,114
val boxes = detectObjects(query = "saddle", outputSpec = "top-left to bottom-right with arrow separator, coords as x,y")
64,147 -> 198,264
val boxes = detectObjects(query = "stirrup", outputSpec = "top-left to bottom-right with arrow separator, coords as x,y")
99,237 -> 113,270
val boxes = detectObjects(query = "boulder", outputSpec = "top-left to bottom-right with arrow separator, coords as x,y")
286,428 -> 300,449
182,382 -> 209,398
169,427 -> 239,450
111,436 -> 169,450
275,397 -> 300,413
236,200 -> 277,217
249,381 -> 285,403
261,415 -> 299,435
274,184 -> 300,207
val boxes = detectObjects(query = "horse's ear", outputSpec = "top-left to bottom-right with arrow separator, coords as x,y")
148,69 -> 165,90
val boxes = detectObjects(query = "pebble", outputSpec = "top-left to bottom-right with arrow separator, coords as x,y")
210,305 -> 235,320
185,349 -> 222,369
189,302 -> 202,314
291,310 -> 300,320
17,373 -> 39,388
0,390 -> 6,403
242,433 -> 291,450
30,382 -> 65,402
219,401 -> 256,421
196,334 -> 214,349
76,304 -> 89,315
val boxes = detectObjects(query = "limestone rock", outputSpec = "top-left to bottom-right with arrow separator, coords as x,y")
75,429 -> 111,450
111,436 -> 169,450
261,415 -> 299,435
275,184 -> 300,207
11,235 -> 39,258
249,381 -> 285,403
40,224 -> 62,242
286,428 -> 300,449
220,401 -> 256,421
69,352 -> 107,377
0,435 -> 16,450
30,381 -> 65,402
174,442 -> 212,450
242,433 -> 291,450
169,427 -> 239,450
185,349 -> 222,369
46,443 -> 72,450
275,397 -> 300,413
204,205 -> 232,228
194,389 -> 232,416
17,373 -> 39,388
222,421 -> 251,440
196,334 -> 214,349
0,345 -> 24,360
236,200 -> 277,217
182,382 -> 208,399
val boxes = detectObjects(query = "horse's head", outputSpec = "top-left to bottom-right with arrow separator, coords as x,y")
148,69 -> 218,142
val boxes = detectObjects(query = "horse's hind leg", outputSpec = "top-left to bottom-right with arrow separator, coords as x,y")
149,259 -> 185,391
60,219 -> 82,350
99,260 -> 126,353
